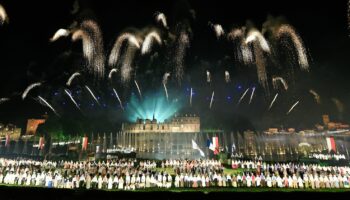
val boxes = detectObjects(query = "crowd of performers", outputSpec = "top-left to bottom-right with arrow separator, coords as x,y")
0,157 -> 350,190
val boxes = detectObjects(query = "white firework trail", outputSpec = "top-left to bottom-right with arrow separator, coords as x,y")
121,45 -> 139,84
50,29 -> 70,42
81,20 -> 105,79
206,70 -> 211,83
249,87 -> 255,104
66,72 -> 81,86
246,30 -> 271,53
38,96 -> 60,117
252,42 -> 269,91
0,4 -> 8,25
272,77 -> 288,90
85,86 -> 100,105
209,22 -> 225,38
163,83 -> 169,102
0,98 -> 10,104
225,71 -> 230,83
228,28 -> 253,65
286,101 -> 300,115
190,87 -> 193,106
332,98 -> 344,113
109,33 -> 140,67
268,93 -> 278,110
108,68 -> 118,79
175,31 -> 190,84
209,91 -> 215,109
112,88 -> 124,111
162,72 -> 170,85
309,89 -> 321,104
237,88 -> 250,105
134,80 -> 142,99
155,12 -> 168,29
277,25 -> 309,71
141,31 -> 162,55
22,82 -> 42,100
72,29 -> 94,66
64,89 -> 80,110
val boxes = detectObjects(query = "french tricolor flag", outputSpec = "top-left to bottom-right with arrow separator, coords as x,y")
82,136 -> 88,151
326,136 -> 336,152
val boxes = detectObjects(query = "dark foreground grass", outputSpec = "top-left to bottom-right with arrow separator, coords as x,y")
1,185 -> 349,200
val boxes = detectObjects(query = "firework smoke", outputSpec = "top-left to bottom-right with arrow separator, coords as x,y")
141,31 -> 162,55
228,28 -> 253,65
272,76 -> 288,90
0,4 -> 8,25
276,24 -> 309,71
0,98 -> 9,104
85,86 -> 100,105
38,96 -> 60,117
109,33 -> 140,67
309,89 -> 321,104
206,70 -> 211,83
155,12 -> 168,29
175,31 -> 190,84
332,98 -> 344,113
50,29 -> 70,42
268,93 -> 278,110
162,72 -> 170,85
22,82 -> 42,100
66,72 -> 80,86
209,22 -> 225,39
286,101 -> 300,115
163,83 -> 169,102
225,71 -> 230,83
190,87 -> 193,106
209,91 -> 215,109
108,68 -> 118,80
237,88 -> 250,105
134,80 -> 142,99
249,87 -> 255,104
112,88 -> 124,110
64,89 -> 80,110
246,30 -> 271,53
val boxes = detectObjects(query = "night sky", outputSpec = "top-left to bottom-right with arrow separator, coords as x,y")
0,0 -> 350,134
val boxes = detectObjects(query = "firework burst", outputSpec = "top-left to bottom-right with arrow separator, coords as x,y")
276,24 -> 309,71
85,86 -> 100,106
246,30 -> 271,53
228,28 -> 253,65
225,71 -> 230,83
206,70 -> 211,83
66,72 -> 81,86
108,68 -> 118,80
272,76 -> 288,90
249,87 -> 255,104
209,22 -> 225,39
64,89 -> 80,110
112,88 -> 124,110
268,93 -> 279,110
38,96 -> 60,117
209,91 -> 215,109
22,82 -> 42,100
134,80 -> 142,99
175,31 -> 190,84
237,88 -> 250,106
141,31 -> 162,55
0,4 -> 8,25
155,12 -> 168,29
0,98 -> 10,104
109,33 -> 141,67
286,101 -> 300,115
309,89 -> 321,104
50,29 -> 70,42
